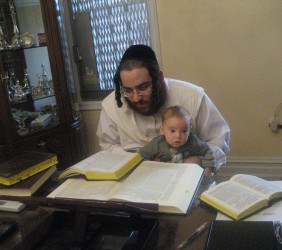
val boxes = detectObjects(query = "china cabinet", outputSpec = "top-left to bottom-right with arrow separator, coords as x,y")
0,0 -> 87,168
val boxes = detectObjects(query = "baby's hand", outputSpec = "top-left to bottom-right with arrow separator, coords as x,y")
183,156 -> 201,165
171,154 -> 183,163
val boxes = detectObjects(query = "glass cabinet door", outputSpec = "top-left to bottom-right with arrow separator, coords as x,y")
0,0 -> 59,137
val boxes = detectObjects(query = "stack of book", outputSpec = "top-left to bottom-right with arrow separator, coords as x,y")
0,151 -> 58,196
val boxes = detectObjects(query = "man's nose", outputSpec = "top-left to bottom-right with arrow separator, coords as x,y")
133,91 -> 143,102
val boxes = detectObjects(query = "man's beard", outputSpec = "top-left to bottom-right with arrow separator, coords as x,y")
125,98 -> 153,116
124,83 -> 167,116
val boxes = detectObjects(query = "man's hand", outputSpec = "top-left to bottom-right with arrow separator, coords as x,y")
183,157 -> 216,176
204,166 -> 217,176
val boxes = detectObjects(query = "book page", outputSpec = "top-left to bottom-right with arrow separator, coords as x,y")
217,181 -> 282,221
231,174 -> 282,199
202,181 -> 265,213
49,161 -> 203,214
111,161 -> 203,213
69,151 -> 138,172
47,178 -> 121,200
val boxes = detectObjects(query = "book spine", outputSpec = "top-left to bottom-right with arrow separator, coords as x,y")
0,156 -> 58,186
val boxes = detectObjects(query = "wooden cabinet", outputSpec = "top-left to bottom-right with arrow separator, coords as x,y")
0,0 -> 87,169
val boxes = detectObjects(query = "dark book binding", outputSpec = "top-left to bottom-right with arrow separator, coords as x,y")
204,220 -> 282,250
0,166 -> 57,196
0,151 -> 57,177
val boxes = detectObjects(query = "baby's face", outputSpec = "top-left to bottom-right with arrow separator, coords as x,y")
160,116 -> 190,148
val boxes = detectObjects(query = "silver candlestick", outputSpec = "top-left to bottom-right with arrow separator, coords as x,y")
0,25 -> 10,50
8,0 -> 23,48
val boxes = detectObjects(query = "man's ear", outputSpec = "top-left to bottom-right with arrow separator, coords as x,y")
160,124 -> 165,135
159,70 -> 164,81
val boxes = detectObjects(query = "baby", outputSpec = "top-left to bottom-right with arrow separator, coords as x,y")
139,105 -> 216,170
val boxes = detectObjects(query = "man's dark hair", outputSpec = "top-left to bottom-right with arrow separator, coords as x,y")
113,45 -> 166,115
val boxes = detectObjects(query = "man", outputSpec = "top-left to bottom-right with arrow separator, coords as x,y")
97,44 -> 230,174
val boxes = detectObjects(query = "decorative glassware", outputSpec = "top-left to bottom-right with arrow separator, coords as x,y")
41,63 -> 52,95
22,68 -> 31,94
12,79 -> 26,102
2,71 -> 13,101
13,111 -> 29,136
8,0 -> 23,49
0,26 -> 10,50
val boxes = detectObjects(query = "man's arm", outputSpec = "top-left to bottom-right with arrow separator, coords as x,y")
96,106 -> 125,153
195,94 -> 230,168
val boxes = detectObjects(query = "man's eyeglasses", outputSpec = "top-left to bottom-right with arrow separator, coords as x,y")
121,82 -> 152,98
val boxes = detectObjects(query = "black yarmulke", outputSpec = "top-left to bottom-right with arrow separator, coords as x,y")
120,44 -> 158,63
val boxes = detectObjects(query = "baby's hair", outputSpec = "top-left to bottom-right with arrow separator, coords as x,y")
162,105 -> 192,124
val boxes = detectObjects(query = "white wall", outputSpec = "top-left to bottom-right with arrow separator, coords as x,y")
82,0 -> 282,161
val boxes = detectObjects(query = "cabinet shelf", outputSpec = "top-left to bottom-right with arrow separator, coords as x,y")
10,94 -> 55,106
0,0 -> 86,169
0,44 -> 47,54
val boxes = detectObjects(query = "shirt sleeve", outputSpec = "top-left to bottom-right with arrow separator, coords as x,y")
138,140 -> 156,160
96,105 -> 125,153
195,94 -> 231,168
200,148 -> 216,168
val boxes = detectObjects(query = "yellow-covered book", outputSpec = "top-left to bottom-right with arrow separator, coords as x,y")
59,150 -> 142,180
200,174 -> 282,220
0,166 -> 57,196
0,151 -> 58,186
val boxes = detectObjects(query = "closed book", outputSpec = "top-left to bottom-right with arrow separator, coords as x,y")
0,166 -> 57,196
0,151 -> 58,186
59,150 -> 142,180
0,220 -> 18,242
204,220 -> 281,250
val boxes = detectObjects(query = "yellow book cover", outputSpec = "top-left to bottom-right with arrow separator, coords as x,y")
59,150 -> 143,180
0,151 -> 58,186
200,174 -> 282,220
0,166 -> 57,196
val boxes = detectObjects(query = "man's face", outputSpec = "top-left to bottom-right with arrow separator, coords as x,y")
120,67 -> 153,115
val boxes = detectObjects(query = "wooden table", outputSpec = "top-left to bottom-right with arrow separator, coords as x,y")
0,175 -> 218,249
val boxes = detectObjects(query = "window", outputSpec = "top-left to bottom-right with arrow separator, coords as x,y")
55,0 -> 160,110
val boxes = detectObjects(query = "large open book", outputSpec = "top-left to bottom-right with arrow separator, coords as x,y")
49,161 -> 203,214
59,151 -> 142,180
200,174 -> 282,220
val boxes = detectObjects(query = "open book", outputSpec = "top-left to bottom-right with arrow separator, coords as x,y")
200,174 -> 282,220
49,161 -> 203,214
59,151 -> 142,180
